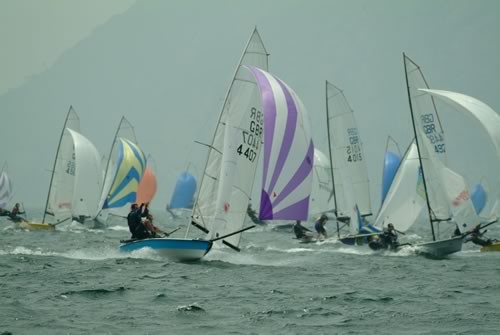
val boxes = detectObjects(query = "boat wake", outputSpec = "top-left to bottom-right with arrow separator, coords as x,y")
0,245 -> 163,261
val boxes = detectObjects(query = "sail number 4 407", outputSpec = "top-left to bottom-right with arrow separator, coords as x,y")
236,107 -> 262,163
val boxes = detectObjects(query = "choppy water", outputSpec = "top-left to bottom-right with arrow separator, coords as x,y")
1,209 -> 499,335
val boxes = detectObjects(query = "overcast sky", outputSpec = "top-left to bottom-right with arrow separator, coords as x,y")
1,0 -> 499,215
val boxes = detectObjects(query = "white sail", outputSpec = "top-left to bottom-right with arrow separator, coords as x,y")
375,142 -> 425,232
192,28 -> 268,248
309,149 -> 335,219
404,57 -> 447,159
67,129 -> 103,219
0,163 -> 12,209
45,128 -> 77,223
326,81 -> 372,218
419,89 -> 500,161
43,107 -> 81,224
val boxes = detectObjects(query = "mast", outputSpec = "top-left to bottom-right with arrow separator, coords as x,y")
403,53 -> 436,241
325,81 -> 340,237
42,106 -> 77,224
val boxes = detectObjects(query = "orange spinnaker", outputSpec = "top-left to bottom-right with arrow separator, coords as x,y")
136,168 -> 157,204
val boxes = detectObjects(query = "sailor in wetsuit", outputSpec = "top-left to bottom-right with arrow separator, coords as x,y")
293,220 -> 312,240
314,214 -> 329,240
127,203 -> 151,239
381,223 -> 398,249
464,224 -> 492,246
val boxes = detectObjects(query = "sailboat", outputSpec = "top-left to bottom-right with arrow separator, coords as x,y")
0,162 -> 13,212
324,81 -> 377,244
96,117 -> 146,225
120,28 -> 269,260
401,53 -> 467,257
16,107 -> 102,230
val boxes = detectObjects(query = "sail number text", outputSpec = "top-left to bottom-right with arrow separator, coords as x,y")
66,152 -> 76,176
237,107 -> 263,162
420,113 -> 446,153
346,128 -> 362,162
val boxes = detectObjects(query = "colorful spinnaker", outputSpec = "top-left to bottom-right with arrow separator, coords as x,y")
247,66 -> 314,221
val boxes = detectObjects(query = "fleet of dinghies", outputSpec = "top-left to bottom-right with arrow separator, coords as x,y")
3,29 -> 499,259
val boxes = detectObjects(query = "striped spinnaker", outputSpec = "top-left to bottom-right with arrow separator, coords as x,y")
103,138 -> 146,209
246,66 -> 313,220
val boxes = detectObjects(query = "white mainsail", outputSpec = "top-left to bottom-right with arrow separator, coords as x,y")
191,28 -> 268,248
309,149 -> 335,219
404,54 -> 478,239
326,81 -> 372,219
43,107 -> 81,224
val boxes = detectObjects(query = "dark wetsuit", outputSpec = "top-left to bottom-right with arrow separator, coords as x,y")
127,207 -> 150,239
315,220 -> 326,236
294,222 -> 311,239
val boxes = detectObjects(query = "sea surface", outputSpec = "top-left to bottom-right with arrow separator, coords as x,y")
1,209 -> 499,335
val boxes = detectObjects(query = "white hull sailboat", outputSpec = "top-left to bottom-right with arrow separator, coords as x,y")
120,28 -> 269,260
25,107 -> 103,230
400,53 -> 478,257
324,81 -> 377,244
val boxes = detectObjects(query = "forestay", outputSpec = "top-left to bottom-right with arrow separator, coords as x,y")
251,67 -> 314,221
192,28 -> 268,248
326,81 -> 372,217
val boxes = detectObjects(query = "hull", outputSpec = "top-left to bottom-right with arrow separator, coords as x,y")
340,233 -> 381,246
17,221 -> 55,230
416,236 -> 463,258
480,242 -> 500,252
119,238 -> 212,261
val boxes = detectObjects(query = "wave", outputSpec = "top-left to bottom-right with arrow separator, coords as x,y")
0,245 -> 164,262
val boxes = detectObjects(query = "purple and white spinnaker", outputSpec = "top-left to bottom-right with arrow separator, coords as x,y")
245,66 -> 314,221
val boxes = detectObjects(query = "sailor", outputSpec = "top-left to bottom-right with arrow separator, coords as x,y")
293,220 -> 312,240
8,203 -> 26,222
381,223 -> 398,249
127,203 -> 151,239
464,224 -> 492,246
314,214 -> 329,240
